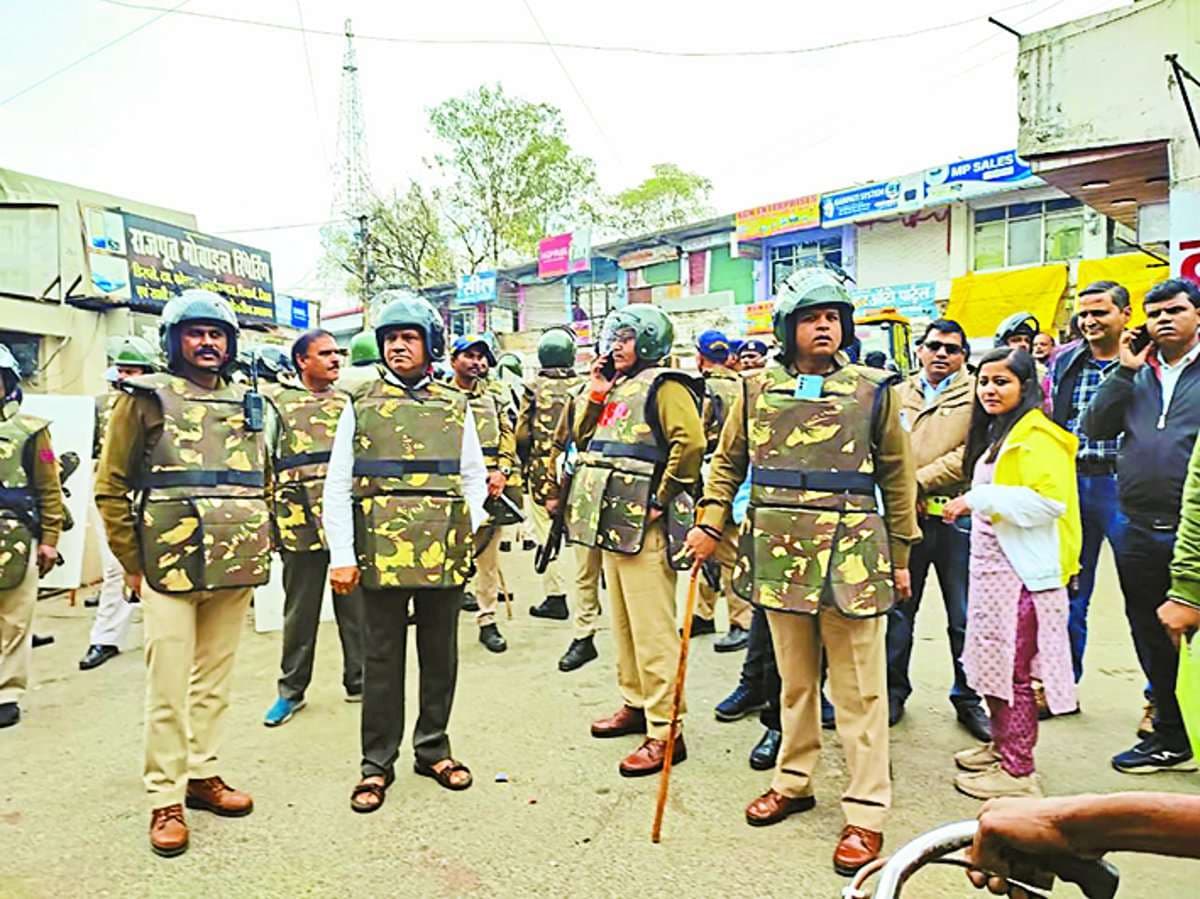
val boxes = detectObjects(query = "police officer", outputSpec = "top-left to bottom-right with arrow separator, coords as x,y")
739,338 -> 770,370
686,265 -> 918,876
262,328 -> 364,727
322,290 -> 488,812
80,336 -> 157,671
690,328 -> 753,652
450,334 -> 518,654
572,306 -> 705,776
520,328 -> 583,621
0,345 -> 64,729
96,289 -> 272,856
337,330 -> 381,392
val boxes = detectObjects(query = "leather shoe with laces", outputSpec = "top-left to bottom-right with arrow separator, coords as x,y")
833,825 -> 884,876
149,804 -> 189,857
956,704 -> 992,743
530,595 -> 569,620
714,625 -> 750,653
679,615 -> 716,638
745,788 -> 815,826
185,776 -> 254,817
591,704 -> 645,738
715,683 -> 767,721
748,727 -> 781,771
619,736 -> 686,777
558,636 -> 598,672
461,592 -> 479,613
79,644 -> 119,670
479,624 -> 507,653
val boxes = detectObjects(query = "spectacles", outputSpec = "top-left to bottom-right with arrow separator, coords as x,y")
923,341 -> 964,355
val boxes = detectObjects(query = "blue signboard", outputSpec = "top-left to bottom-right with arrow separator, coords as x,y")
274,293 -> 317,329
456,270 -> 498,304
924,150 -> 1039,204
821,174 -> 925,227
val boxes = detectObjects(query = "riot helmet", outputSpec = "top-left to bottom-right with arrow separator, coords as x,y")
772,263 -> 856,358
373,289 -> 446,362
159,289 -> 240,375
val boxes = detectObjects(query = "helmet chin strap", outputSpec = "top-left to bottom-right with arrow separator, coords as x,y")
0,393 -> 20,422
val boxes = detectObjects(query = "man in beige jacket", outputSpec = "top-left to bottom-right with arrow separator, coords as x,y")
886,319 -> 990,742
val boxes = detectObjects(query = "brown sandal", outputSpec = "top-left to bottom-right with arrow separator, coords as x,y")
350,774 -> 393,813
413,758 -> 473,791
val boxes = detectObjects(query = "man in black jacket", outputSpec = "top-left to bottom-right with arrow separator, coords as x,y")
1082,278 -> 1200,775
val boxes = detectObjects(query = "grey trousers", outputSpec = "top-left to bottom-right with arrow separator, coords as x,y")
278,550 -> 365,701
361,585 -> 462,779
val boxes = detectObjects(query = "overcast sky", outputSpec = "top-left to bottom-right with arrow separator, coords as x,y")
1,0 -> 1127,303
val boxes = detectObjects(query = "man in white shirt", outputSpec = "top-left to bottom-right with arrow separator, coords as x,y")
323,291 -> 487,813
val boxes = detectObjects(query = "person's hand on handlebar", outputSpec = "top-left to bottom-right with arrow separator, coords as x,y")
966,797 -> 1072,897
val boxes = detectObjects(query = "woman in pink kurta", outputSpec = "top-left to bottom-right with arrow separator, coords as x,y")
942,348 -> 1080,800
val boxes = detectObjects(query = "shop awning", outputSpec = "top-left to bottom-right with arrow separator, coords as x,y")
945,264 -> 1068,338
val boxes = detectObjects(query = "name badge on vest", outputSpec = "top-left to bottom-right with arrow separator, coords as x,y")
793,375 -> 824,399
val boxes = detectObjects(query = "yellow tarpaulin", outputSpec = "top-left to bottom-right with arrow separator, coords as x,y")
946,264 -> 1068,339
1077,254 -> 1171,328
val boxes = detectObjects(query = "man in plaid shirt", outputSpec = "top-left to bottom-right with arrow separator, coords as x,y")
1048,281 -> 1135,705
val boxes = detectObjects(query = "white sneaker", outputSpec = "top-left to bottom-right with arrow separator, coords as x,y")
954,742 -> 1001,772
954,766 -> 1043,800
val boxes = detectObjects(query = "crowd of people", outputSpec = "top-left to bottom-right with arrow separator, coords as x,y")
0,263 -> 1197,879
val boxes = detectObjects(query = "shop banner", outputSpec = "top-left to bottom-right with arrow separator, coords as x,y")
924,150 -> 1039,205
851,282 -> 939,320
735,195 -> 820,242
742,300 -> 774,335
820,174 -> 925,227
456,270 -> 498,304
83,207 -> 275,321
538,230 -> 591,278
22,394 -> 95,591
274,294 -> 319,330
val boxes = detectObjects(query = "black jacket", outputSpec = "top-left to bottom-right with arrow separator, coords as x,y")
1049,340 -> 1095,428
1081,354 -> 1200,520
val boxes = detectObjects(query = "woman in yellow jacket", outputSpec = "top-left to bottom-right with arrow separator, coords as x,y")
941,347 -> 1081,800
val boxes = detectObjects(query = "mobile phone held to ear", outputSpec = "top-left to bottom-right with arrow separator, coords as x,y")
1129,325 -> 1152,355
599,353 -> 617,380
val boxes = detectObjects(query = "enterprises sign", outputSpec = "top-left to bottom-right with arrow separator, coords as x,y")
456,270 -> 499,304
83,207 -> 275,322
538,229 -> 591,279
735,195 -> 820,242
924,149 -> 1039,205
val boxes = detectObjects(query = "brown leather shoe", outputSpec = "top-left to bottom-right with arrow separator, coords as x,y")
185,776 -> 254,818
744,789 -> 816,827
591,705 -> 646,739
149,804 -> 188,858
833,825 -> 884,876
618,736 -> 686,777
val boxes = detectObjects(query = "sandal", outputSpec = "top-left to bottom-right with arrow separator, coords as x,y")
350,773 -> 393,814
414,758 -> 473,791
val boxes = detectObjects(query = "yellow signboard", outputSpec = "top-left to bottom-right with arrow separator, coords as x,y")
744,300 -> 774,334
735,195 -> 820,242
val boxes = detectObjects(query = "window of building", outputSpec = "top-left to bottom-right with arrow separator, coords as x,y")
769,236 -> 842,292
0,331 -> 40,378
972,198 -> 1084,271
1106,218 -> 1140,256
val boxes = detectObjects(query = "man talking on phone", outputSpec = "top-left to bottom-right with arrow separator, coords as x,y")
1083,278 -> 1200,776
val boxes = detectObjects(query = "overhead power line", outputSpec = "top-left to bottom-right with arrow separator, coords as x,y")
97,0 -> 1046,59
0,0 -> 191,108
214,218 -> 351,235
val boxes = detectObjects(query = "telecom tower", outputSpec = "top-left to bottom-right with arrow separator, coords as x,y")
325,18 -> 373,314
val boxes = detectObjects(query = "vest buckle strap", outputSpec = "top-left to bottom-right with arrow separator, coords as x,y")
749,466 -> 875,496
587,439 -> 667,464
275,451 -> 332,472
142,470 -> 266,489
352,459 -> 461,477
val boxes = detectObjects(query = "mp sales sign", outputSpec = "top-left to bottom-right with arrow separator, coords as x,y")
924,149 -> 1040,205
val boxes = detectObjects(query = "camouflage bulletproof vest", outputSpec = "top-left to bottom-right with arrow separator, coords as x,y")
132,374 -> 272,594
463,381 -> 502,464
270,385 -> 347,553
526,368 -> 583,504
351,375 -> 473,590
94,392 -> 117,460
731,364 -> 895,618
702,371 -> 743,451
566,367 -> 682,554
0,414 -> 45,590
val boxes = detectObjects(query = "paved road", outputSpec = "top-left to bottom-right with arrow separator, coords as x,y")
2,546 -> 1197,897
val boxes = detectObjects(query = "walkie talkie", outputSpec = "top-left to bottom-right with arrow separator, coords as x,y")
244,348 -> 265,432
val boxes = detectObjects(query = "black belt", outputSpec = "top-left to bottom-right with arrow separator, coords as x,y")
141,469 -> 265,488
588,440 -> 666,465
749,466 -> 875,496
352,459 -> 460,477
1076,458 -> 1117,476
276,450 -> 331,472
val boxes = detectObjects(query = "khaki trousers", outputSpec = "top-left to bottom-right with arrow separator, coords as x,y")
573,544 -> 603,638
526,499 -> 566,597
0,557 -> 38,705
696,526 -> 751,629
768,606 -> 890,832
143,582 -> 252,808
602,521 -> 683,740
470,527 -> 502,627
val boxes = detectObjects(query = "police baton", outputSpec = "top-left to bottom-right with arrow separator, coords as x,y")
651,565 -> 700,844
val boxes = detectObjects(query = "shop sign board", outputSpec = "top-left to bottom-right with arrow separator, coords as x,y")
1171,187 -> 1200,284
851,281 -> 939,320
742,300 -> 774,335
617,245 -> 679,270
820,174 -> 925,227
82,206 -> 275,321
735,195 -> 821,242
275,294 -> 319,330
538,229 -> 591,278
456,269 -> 498,304
923,149 -> 1039,205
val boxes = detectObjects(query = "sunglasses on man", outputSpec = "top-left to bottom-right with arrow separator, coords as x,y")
923,340 -> 964,355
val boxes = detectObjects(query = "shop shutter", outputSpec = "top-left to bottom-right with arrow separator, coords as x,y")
688,251 -> 707,295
